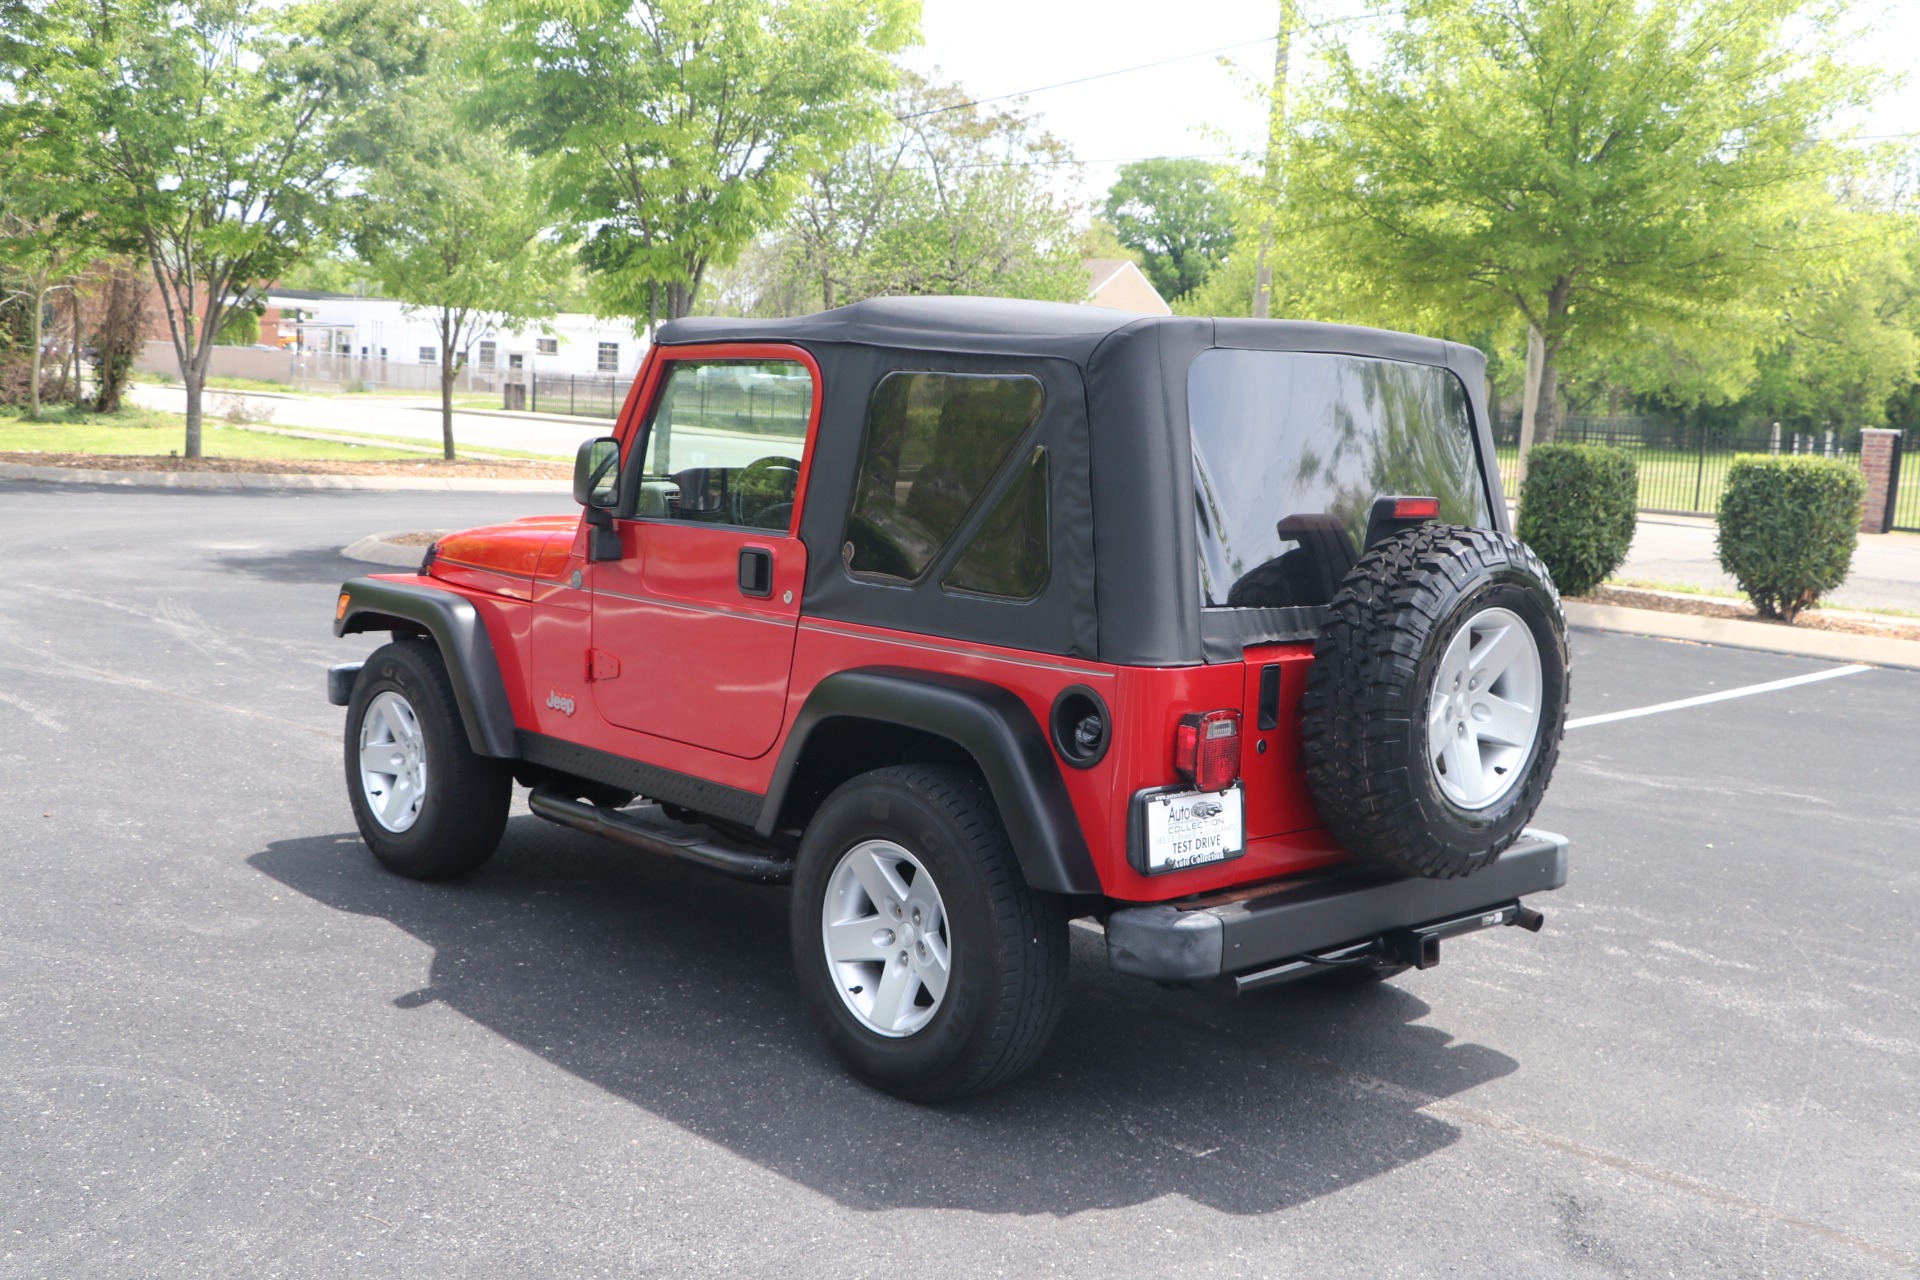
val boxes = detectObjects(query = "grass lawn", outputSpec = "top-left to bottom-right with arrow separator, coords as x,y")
0,405 -> 427,461
259,422 -> 570,462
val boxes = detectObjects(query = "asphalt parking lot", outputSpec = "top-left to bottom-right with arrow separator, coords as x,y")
3,482 -> 1916,1278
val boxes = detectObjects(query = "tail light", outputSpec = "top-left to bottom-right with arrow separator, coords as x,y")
1173,709 -> 1242,792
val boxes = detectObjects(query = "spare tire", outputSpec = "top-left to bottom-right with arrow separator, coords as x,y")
1301,524 -> 1569,880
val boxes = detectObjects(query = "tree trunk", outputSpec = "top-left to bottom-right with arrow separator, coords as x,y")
1532,279 -> 1572,446
1252,225 -> 1275,320
1535,348 -> 1562,445
68,289 -> 83,405
184,318 -> 216,458
183,363 -> 204,457
1517,323 -> 1545,490
440,344 -> 457,462
28,282 -> 45,420
1251,0 -> 1295,319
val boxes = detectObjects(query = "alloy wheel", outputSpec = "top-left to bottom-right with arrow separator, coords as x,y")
358,690 -> 429,833
820,839 -> 952,1037
1426,606 -> 1544,810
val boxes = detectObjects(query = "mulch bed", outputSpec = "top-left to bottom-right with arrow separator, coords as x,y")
0,451 -> 569,480
1581,585 -> 1920,643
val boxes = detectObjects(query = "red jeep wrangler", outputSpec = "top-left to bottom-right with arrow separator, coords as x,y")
329,298 -> 1570,1100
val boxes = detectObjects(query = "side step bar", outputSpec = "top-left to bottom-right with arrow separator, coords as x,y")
527,790 -> 793,884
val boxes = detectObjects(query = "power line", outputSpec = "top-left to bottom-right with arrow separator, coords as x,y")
907,150 -> 1238,172
895,37 -> 1277,121
894,11 -> 1389,122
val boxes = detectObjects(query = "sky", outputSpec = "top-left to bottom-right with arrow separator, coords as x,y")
903,0 -> 1920,208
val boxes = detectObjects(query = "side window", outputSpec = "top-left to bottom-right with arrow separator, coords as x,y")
634,359 -> 814,533
845,372 -> 1045,582
942,446 -> 1049,599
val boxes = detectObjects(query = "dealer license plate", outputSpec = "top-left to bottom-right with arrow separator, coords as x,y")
1143,785 -> 1245,873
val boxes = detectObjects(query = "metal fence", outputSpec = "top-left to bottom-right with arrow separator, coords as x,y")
528,372 -> 628,419
1491,414 -> 1861,517
1890,429 -> 1920,533
134,341 -> 514,393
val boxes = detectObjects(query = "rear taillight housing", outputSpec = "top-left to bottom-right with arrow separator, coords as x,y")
1173,709 -> 1242,792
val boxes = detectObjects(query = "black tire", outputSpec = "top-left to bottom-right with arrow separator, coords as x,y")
1301,525 -> 1569,880
790,765 -> 1069,1102
344,639 -> 513,880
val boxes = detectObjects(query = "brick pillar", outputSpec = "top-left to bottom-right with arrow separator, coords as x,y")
1859,428 -> 1900,534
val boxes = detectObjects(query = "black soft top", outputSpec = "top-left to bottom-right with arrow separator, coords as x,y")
653,296 -> 1498,667
658,296 -> 1479,374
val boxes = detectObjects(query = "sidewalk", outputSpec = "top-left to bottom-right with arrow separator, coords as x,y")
1618,513 -> 1920,614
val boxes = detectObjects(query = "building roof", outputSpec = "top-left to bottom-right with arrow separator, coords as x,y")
266,287 -> 383,303
1082,258 -> 1172,315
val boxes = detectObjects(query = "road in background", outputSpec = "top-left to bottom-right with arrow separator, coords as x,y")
3,483 -> 1916,1278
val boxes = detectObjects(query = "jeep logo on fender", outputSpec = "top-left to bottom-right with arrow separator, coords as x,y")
545,690 -> 576,717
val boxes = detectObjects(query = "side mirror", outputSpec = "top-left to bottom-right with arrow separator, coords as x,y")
574,437 -> 620,509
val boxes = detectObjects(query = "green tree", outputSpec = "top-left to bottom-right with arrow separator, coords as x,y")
1284,0 -> 1871,448
12,0 -> 428,455
356,69 -> 567,460
1101,158 -> 1234,302
0,9 -> 97,420
470,0 -> 915,326
753,71 -> 1087,312
1743,211 -> 1919,431
0,199 -> 88,419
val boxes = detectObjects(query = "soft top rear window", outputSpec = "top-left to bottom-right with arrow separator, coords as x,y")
1188,349 -> 1491,609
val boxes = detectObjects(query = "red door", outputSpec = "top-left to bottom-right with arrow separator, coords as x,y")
589,347 -> 821,760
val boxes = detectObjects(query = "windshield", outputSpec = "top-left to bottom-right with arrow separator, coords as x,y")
1188,348 -> 1491,609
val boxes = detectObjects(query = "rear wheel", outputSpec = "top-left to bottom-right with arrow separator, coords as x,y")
790,765 -> 1068,1101
345,640 -> 512,880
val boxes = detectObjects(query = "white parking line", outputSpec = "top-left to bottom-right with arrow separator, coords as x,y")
1565,664 -> 1871,730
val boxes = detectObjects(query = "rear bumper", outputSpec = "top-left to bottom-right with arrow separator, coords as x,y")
1105,831 -> 1568,989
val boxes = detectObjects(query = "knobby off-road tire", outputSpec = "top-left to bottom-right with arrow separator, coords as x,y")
790,765 -> 1069,1102
1301,525 -> 1569,880
345,639 -> 513,880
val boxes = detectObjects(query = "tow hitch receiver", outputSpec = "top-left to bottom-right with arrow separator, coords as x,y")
1227,900 -> 1545,996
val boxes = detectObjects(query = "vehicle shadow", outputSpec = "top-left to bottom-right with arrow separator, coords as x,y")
251,816 -> 1519,1217
214,546 -> 371,584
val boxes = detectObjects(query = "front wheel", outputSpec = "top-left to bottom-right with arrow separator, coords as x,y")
344,639 -> 512,880
790,765 -> 1068,1102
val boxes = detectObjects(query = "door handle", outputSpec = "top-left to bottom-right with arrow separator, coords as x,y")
737,546 -> 774,598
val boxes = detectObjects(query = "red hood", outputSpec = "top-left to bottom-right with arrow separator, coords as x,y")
432,514 -> 577,579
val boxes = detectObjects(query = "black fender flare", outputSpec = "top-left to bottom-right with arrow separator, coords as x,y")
758,667 -> 1100,896
334,577 -> 518,759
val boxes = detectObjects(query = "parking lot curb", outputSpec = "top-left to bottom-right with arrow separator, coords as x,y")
342,530 -> 452,567
1565,599 -> 1920,671
0,461 -> 569,494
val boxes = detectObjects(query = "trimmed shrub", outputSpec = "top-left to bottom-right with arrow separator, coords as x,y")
1716,456 -> 1864,622
1516,443 -> 1639,597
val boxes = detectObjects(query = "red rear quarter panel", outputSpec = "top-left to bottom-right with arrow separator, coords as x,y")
787,622 -> 1347,902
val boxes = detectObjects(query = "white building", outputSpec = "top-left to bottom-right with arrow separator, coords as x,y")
269,289 -> 649,382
